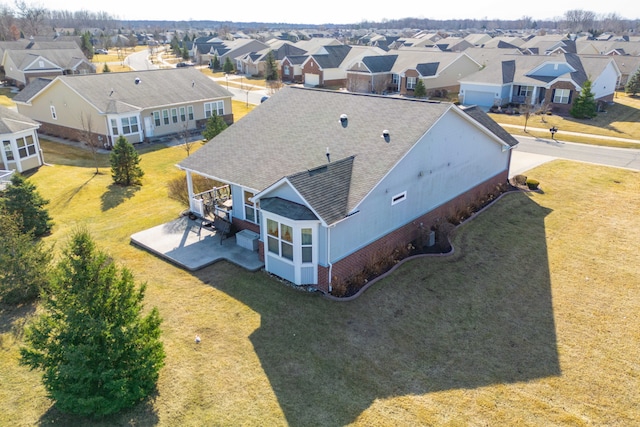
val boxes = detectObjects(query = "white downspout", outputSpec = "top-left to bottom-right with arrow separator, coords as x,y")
327,225 -> 333,293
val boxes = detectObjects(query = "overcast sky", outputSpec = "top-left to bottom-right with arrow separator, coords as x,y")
38,0 -> 639,25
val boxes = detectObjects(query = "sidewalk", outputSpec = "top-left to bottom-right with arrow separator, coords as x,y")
500,123 -> 640,145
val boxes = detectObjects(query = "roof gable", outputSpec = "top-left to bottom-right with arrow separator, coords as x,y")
285,156 -> 354,225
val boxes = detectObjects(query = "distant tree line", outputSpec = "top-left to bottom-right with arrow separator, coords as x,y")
0,1 -> 120,40
359,11 -> 639,35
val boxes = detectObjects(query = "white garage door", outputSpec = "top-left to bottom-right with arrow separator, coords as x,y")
304,73 -> 320,87
463,90 -> 497,107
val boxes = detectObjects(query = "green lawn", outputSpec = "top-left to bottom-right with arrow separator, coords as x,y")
490,92 -> 640,148
1,139 -> 639,425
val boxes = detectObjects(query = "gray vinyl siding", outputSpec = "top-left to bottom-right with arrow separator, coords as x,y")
327,111 -> 510,262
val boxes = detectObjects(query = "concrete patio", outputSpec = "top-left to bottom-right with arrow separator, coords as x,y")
130,216 -> 264,272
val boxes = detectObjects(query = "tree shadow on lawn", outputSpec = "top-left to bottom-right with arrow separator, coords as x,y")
37,392 -> 160,427
196,192 -> 560,426
101,184 -> 140,211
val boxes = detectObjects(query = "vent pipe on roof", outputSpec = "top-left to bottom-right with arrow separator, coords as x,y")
382,130 -> 390,143
339,114 -> 348,128
326,147 -> 330,163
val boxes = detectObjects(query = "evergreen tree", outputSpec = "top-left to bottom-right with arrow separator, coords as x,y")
413,79 -> 427,98
102,62 -> 111,73
264,50 -> 278,81
20,229 -> 165,417
202,113 -> 228,141
223,56 -> 234,74
80,31 -> 94,59
212,55 -> 220,70
170,35 -> 180,56
1,173 -> 53,237
570,79 -> 597,119
110,136 -> 144,186
625,68 -> 640,96
0,209 -> 51,304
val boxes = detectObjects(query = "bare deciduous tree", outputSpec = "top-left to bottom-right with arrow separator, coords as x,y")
80,112 -> 102,174
14,0 -> 48,36
180,121 -> 199,157
564,9 -> 596,33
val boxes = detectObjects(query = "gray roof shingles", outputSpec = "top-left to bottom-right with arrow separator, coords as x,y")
16,68 -> 233,113
0,106 -> 39,134
179,87 -> 459,219
286,156 -> 354,224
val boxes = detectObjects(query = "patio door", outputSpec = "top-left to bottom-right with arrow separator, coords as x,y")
144,116 -> 154,139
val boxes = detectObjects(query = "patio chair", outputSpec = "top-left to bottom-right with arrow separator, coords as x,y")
213,214 -> 231,245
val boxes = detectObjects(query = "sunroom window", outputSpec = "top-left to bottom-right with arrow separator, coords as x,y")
267,219 -> 293,261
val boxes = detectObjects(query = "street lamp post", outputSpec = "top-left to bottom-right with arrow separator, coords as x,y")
225,73 -> 228,90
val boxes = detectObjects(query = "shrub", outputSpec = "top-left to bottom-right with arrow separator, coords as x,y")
513,174 -> 528,186
526,178 -> 540,190
167,173 -> 223,206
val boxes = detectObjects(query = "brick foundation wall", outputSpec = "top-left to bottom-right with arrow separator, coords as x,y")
315,170 -> 509,293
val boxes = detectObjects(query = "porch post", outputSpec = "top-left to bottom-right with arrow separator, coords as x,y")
186,170 -> 195,212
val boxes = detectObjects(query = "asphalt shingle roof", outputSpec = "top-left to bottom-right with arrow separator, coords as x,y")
16,68 -> 232,113
179,87 -> 461,220
462,105 -> 518,147
0,106 -> 39,134
362,54 -> 398,73
286,156 -> 354,224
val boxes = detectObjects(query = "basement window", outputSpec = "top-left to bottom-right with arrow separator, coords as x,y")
391,191 -> 407,205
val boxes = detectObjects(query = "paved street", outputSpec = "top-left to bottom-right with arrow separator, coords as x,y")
511,134 -> 640,175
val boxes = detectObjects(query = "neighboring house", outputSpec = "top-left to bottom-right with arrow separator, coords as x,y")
347,50 -> 482,96
464,33 -> 493,47
193,37 -> 268,68
459,53 -> 621,114
576,39 -> 640,56
280,55 -> 308,83
302,45 -> 386,87
2,46 -> 95,88
236,40 -> 307,76
610,55 -> 640,89
0,106 -> 43,173
13,68 -> 233,146
177,87 -> 517,292
518,34 -> 574,55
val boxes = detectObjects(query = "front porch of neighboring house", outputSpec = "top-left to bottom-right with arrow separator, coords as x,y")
508,85 -> 547,106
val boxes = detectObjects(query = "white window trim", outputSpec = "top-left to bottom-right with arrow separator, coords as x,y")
391,191 -> 407,205
120,116 -> 139,135
553,88 -> 571,104
50,105 -> 57,120
16,135 -> 37,159
406,77 -> 417,90
204,101 -> 224,118
243,189 -> 259,224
